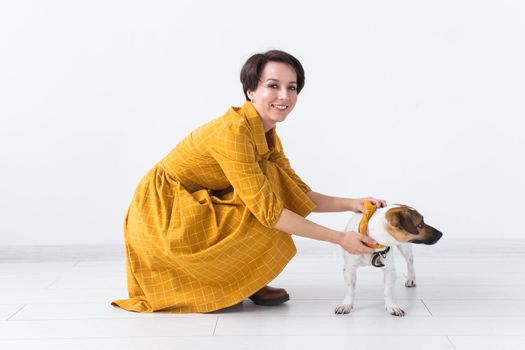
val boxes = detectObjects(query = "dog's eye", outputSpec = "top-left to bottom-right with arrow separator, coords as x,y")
417,223 -> 424,229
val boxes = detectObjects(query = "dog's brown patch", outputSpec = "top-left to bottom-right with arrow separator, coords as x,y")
384,205 -> 441,244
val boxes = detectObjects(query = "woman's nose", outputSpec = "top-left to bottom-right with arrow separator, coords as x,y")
278,88 -> 289,99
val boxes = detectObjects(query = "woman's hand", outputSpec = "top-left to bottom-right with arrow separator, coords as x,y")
348,197 -> 387,213
337,231 -> 377,254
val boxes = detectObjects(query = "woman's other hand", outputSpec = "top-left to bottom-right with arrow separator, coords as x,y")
349,197 -> 387,213
337,231 -> 376,255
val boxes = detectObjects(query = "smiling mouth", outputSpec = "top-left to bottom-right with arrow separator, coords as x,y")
271,104 -> 288,111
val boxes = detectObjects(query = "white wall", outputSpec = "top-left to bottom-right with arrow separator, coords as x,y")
1,0 -> 524,245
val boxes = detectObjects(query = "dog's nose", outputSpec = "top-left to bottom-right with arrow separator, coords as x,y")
431,230 -> 443,243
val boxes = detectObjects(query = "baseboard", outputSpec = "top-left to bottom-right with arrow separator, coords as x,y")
1,238 -> 524,262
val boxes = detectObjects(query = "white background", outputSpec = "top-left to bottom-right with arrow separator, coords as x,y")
1,0 -> 523,245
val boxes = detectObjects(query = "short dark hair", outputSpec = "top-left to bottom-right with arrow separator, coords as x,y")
240,50 -> 305,101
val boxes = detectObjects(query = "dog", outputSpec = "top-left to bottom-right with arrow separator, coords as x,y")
334,204 -> 442,316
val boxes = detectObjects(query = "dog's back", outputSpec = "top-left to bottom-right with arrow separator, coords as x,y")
343,212 -> 362,234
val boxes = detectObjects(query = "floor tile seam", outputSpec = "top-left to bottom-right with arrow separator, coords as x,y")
0,335 -> 503,339
26,286 -> 525,291
7,315 -> 525,322
420,299 -> 434,316
447,335 -> 525,338
207,315 -> 525,319
0,335 -> 218,340
0,301 -> 116,306
0,261 -> 79,264
6,297 -> 525,304
4,316 -> 220,322
212,315 -> 525,318
290,297 -> 525,300
210,335 -> 455,338
44,288 -> 123,291
0,335 -> 491,342
212,317 -> 219,335
8,298 -> 521,303
0,332 -> 522,340
4,304 -> 26,321
4,316 -> 438,322
446,336 -> 458,350
398,298 -> 525,301
208,331 -> 525,337
44,276 -> 62,289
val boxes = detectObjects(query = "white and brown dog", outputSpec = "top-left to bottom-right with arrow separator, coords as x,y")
334,204 -> 442,316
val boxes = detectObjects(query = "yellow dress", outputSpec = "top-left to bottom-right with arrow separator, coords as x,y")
111,101 -> 316,313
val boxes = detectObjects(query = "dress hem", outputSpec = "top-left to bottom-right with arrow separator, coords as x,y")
111,241 -> 296,314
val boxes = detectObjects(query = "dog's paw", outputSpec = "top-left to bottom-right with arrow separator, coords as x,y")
386,305 -> 405,317
405,278 -> 416,288
334,304 -> 353,314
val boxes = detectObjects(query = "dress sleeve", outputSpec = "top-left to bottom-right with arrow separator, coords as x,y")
207,124 -> 284,228
269,133 -> 312,193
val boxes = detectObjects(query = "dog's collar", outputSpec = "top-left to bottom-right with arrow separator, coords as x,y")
359,200 -> 387,250
371,246 -> 390,267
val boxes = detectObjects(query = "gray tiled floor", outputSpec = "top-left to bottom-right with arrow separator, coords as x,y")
1,238 -> 524,349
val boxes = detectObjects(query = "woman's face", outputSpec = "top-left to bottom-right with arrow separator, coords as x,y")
247,61 -> 298,132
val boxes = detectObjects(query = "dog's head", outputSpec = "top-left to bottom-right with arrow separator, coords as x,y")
384,205 -> 442,245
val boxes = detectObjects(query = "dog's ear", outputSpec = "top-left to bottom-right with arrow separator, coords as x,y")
389,212 -> 400,227
390,211 -> 419,235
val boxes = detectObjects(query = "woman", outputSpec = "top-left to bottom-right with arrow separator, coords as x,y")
112,50 -> 386,313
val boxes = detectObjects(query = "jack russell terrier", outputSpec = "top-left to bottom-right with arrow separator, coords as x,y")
334,202 -> 442,316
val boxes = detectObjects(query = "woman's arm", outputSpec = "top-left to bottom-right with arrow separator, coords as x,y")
273,208 -> 377,254
307,191 -> 387,213
306,191 -> 352,212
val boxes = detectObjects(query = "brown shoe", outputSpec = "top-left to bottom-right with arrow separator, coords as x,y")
248,285 -> 290,306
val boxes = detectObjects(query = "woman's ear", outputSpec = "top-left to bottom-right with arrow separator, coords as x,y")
247,90 -> 254,102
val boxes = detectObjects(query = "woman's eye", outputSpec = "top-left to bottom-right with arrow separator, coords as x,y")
267,85 -> 297,91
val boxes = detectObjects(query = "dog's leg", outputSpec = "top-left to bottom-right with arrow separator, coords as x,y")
383,254 -> 405,316
334,259 -> 358,314
397,244 -> 416,288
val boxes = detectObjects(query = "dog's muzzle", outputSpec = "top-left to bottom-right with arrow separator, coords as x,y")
411,228 -> 443,245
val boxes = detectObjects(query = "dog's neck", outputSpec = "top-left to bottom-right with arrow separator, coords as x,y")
367,205 -> 403,248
